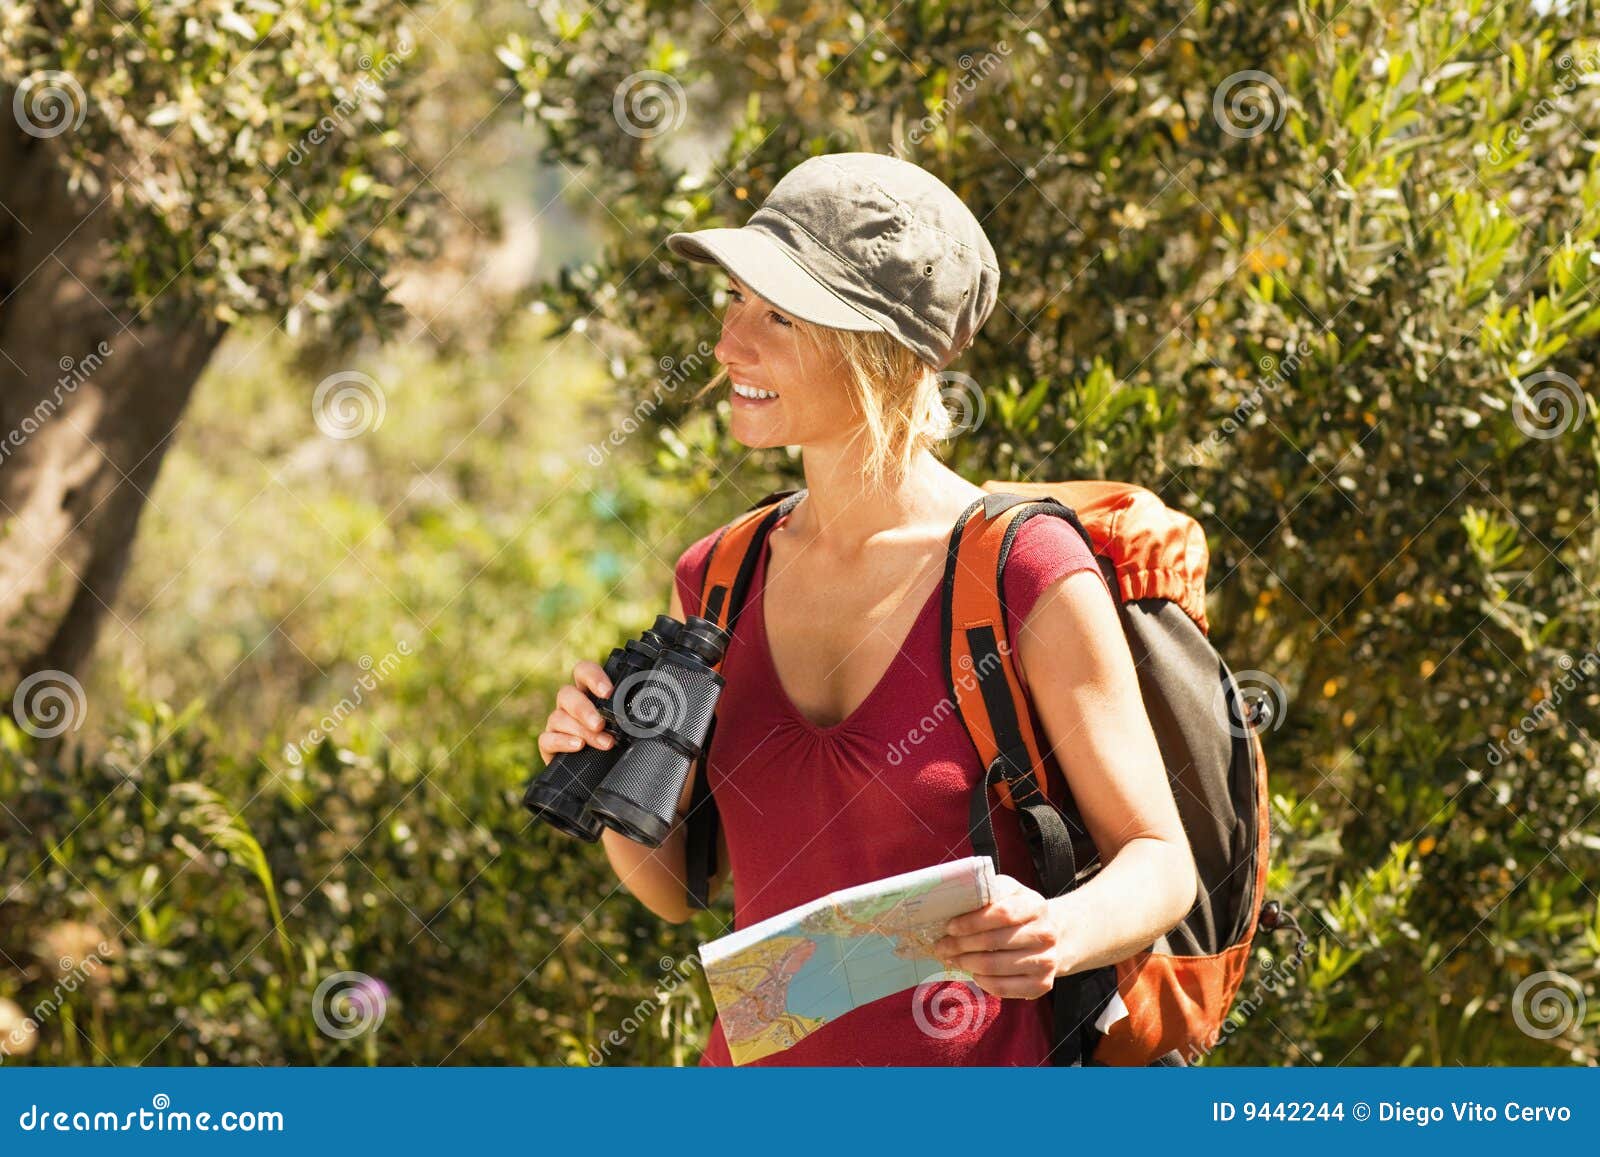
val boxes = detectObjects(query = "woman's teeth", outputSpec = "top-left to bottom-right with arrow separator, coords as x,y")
732,382 -> 779,400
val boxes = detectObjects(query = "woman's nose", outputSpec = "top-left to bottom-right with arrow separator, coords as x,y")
714,319 -> 751,367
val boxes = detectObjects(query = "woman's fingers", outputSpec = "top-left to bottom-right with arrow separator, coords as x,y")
536,654 -> 624,765
537,729 -> 585,762
939,947 -> 1053,978
934,922 -> 1048,956
548,706 -> 613,748
572,660 -> 612,698
537,718 -> 612,762
555,684 -> 607,733
537,682 -> 617,763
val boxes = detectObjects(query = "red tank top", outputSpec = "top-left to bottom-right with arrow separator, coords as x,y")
673,504 -> 1108,1066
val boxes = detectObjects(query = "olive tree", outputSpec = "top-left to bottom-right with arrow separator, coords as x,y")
0,0 -> 435,699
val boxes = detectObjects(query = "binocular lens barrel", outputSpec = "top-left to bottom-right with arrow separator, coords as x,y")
521,616 -> 682,839
587,616 -> 729,847
524,614 -> 731,847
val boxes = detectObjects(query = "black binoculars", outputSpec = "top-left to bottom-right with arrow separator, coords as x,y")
522,613 -> 729,847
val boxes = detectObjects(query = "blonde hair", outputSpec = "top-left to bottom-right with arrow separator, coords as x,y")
693,321 -> 954,493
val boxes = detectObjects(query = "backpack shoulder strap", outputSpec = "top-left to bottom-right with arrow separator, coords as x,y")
684,487 -> 806,909
943,491 -> 1106,815
695,488 -> 806,629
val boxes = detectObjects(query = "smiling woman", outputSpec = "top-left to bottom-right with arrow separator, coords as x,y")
537,151 -> 1198,1067
701,272 -> 957,495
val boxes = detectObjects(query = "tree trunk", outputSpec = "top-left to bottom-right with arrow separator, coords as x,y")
0,125 -> 224,721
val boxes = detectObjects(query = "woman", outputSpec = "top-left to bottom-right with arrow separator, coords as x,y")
536,152 -> 1197,1065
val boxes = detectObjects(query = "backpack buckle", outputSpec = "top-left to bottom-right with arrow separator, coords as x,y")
989,754 -> 1045,807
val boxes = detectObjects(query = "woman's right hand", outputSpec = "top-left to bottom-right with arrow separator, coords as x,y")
537,660 -> 618,764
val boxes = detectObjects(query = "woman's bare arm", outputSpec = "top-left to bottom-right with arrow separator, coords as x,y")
1014,568 -> 1199,973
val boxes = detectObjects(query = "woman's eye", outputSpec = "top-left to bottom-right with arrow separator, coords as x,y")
726,286 -> 790,327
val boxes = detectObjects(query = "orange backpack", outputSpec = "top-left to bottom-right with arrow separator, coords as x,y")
683,481 -> 1299,1066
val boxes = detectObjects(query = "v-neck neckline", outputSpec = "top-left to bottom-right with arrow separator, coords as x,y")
751,510 -> 945,735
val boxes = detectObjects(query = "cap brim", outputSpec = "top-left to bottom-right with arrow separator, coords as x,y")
665,227 -> 885,333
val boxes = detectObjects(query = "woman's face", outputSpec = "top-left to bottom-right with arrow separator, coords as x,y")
713,273 -> 855,449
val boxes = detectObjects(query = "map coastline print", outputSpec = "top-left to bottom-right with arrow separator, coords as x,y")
698,856 -> 996,1064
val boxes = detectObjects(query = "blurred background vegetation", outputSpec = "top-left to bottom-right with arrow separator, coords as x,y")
2,0 -> 1598,1065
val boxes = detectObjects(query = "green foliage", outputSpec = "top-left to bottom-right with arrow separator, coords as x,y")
0,316 -> 760,1064
1,0 -> 436,337
0,701 -> 707,1064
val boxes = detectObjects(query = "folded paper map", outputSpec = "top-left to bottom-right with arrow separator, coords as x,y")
697,856 -> 996,1064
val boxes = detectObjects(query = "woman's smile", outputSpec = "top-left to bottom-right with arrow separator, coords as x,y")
730,379 -> 781,405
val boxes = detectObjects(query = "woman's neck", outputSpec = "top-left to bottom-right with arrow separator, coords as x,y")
789,442 -> 981,554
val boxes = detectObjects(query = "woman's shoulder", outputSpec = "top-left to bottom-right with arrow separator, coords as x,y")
1002,514 -> 1111,634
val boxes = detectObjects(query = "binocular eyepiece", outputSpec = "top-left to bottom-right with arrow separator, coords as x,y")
522,614 -> 729,847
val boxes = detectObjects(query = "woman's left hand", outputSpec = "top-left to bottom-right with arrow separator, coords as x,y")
930,874 -> 1072,999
